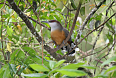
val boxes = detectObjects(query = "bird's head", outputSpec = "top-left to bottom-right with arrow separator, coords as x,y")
42,20 -> 63,31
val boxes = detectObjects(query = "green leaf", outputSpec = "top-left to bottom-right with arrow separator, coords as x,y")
55,8 -> 61,11
95,13 -> 102,20
0,70 -> 4,78
31,57 -> 49,67
80,6 -> 85,16
54,60 -> 65,68
70,0 -> 77,9
51,2 -> 56,7
57,69 -> 87,77
16,50 -> 25,59
21,73 -> 47,78
10,49 -> 20,62
0,64 -> 10,78
12,34 -> 19,41
48,69 -> 57,75
101,56 -> 116,66
81,35 -> 87,41
104,66 -> 116,74
106,20 -> 115,32
30,64 -> 49,71
95,75 -> 108,78
0,4 -> 3,9
54,15 -> 60,22
49,15 -> 54,19
8,64 -> 17,74
61,63 -> 85,69
56,50 -> 64,55
49,61 -> 56,69
109,71 -> 116,77
17,66 -> 25,75
37,0 -> 40,4
23,47 -> 36,57
7,26 -> 13,37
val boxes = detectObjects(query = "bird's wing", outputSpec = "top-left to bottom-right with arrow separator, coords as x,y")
62,28 -> 72,42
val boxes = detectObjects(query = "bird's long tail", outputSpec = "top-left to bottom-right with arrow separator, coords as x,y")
61,41 -> 78,55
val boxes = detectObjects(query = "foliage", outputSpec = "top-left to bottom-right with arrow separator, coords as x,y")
0,0 -> 116,78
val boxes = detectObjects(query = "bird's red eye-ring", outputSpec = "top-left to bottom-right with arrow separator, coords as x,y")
49,20 -> 56,23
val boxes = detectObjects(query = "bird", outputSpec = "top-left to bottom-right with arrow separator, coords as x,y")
42,20 -> 76,54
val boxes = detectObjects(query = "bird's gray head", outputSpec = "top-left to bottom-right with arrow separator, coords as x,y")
42,20 -> 63,32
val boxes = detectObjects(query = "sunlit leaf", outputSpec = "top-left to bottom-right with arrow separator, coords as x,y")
30,64 -> 49,71
54,59 -> 65,68
104,66 -> 116,74
10,49 -> 20,61
57,69 -> 87,77
8,64 -> 17,74
70,0 -> 77,9
61,63 -> 85,69
7,26 -> 13,37
80,6 -> 85,16
23,47 -> 36,57
49,61 -> 56,69
101,56 -> 116,66
0,64 -> 10,78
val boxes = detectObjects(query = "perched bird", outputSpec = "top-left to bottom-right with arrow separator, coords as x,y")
42,20 -> 76,54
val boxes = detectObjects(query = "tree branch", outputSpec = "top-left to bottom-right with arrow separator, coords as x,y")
92,0 -> 115,52
69,12 -> 116,54
50,0 -> 82,57
28,16 -> 50,31
6,0 -> 61,60
75,0 -> 106,43
6,0 -> 82,62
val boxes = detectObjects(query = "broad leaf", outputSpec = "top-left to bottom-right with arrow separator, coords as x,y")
30,64 -> 49,71
23,47 -> 36,57
104,66 -> 116,74
54,59 -> 65,68
7,26 -> 13,37
49,61 -> 56,69
101,56 -> 116,66
61,63 -> 85,69
8,64 -> 17,75
57,69 -> 87,77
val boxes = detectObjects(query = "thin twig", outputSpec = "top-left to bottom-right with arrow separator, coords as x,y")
61,1 -> 76,11
51,0 -> 82,56
49,8 -> 67,16
94,39 -> 116,74
93,1 -> 115,74
92,0 -> 115,52
7,0 -> 63,62
0,2 -> 9,6
1,11 -> 6,61
79,43 -> 110,59
67,12 -> 116,55
75,0 -> 106,43
38,1 -> 44,65
28,16 -> 50,31
0,0 -> 6,11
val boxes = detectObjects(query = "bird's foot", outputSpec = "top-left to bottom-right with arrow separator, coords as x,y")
57,45 -> 59,49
